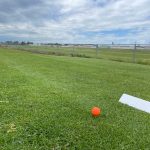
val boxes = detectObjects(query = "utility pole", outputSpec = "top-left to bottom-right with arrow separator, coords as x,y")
132,42 -> 136,63
96,44 -> 98,58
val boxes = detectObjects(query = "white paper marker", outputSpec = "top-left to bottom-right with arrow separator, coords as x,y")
119,94 -> 150,114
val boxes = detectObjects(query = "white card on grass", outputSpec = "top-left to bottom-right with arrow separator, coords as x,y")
119,94 -> 150,113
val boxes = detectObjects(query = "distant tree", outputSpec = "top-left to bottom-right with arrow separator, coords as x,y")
27,41 -> 33,45
5,41 -> 13,45
21,41 -> 26,45
14,41 -> 19,45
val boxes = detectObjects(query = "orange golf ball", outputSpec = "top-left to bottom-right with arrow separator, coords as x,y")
91,107 -> 101,117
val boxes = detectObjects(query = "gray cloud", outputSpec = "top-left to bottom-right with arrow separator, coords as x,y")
0,0 -> 150,43
0,0 -> 43,13
0,0 -> 63,24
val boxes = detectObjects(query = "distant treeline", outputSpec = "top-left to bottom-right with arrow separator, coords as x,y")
0,41 -> 34,45
0,41 -> 68,46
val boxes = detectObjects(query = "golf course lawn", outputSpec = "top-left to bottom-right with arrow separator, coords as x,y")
0,48 -> 150,149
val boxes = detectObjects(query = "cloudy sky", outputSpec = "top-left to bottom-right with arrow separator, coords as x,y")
0,0 -> 150,43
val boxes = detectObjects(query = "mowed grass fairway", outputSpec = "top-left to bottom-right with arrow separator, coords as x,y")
0,48 -> 150,149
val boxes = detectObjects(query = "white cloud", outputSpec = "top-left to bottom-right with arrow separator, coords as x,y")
0,0 -> 150,43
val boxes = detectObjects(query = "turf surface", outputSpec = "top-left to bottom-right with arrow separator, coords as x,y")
7,45 -> 150,65
0,48 -> 150,149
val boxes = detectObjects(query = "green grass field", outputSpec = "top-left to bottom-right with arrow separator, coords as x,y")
0,47 -> 150,149
6,45 -> 150,65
